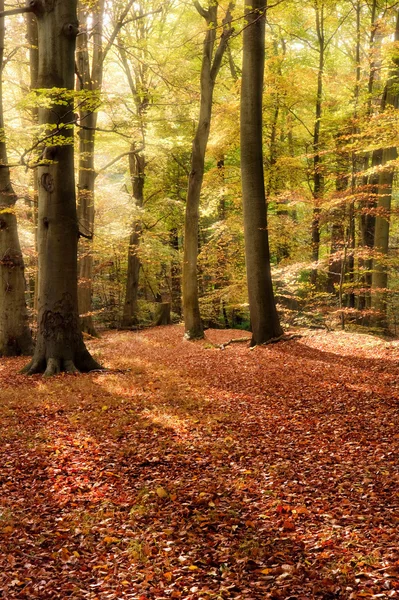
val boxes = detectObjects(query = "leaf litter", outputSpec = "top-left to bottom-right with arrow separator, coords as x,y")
0,325 -> 398,599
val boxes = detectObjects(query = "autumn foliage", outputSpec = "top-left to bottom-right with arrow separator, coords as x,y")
0,326 -> 398,599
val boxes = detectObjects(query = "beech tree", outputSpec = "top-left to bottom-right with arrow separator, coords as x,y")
76,0 -> 105,337
182,0 -> 233,340
0,0 -> 32,356
240,0 -> 282,346
17,0 -> 102,376
371,11 -> 399,327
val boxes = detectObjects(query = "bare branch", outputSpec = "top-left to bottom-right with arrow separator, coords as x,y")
0,6 -> 34,18
95,151 -> 137,177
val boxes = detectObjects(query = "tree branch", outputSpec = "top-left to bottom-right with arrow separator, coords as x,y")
95,151 -> 137,177
0,6 -> 33,18
210,2 -> 235,81
193,0 -> 209,20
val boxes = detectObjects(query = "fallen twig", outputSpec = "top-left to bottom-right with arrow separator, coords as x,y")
217,337 -> 252,350
213,333 -> 302,350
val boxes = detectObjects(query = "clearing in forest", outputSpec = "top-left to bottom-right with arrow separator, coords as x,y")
0,325 -> 398,599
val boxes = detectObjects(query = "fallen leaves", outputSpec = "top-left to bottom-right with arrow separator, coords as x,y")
0,326 -> 398,598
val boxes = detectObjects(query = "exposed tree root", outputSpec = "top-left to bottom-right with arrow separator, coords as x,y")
20,359 -> 45,375
20,351 -> 104,377
256,333 -> 302,347
213,333 -> 302,350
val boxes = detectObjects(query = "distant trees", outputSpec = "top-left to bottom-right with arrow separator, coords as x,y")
0,0 -> 32,357
76,0 -> 105,337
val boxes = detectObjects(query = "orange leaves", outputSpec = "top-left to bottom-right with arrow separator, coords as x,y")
0,326 -> 398,598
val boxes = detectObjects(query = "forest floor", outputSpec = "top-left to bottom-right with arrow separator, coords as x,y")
0,325 -> 398,600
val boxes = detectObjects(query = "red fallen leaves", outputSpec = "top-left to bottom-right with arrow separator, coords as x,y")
0,326 -> 398,598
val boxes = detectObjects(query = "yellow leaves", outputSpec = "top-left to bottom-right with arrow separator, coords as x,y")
293,506 -> 310,516
103,535 -> 120,545
156,486 -> 169,499
104,470 -> 120,478
188,564 -> 199,570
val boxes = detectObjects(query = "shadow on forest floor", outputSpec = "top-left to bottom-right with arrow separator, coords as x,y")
0,325 -> 398,599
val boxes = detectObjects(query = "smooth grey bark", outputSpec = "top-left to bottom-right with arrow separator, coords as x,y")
122,147 -> 145,327
182,1 -> 233,340
240,0 -> 282,346
76,0 -> 104,337
0,1 -> 32,356
22,0 -> 102,376
117,12 -> 150,327
358,0 -> 380,311
371,11 -> 399,326
310,2 -> 325,286
26,11 -> 39,312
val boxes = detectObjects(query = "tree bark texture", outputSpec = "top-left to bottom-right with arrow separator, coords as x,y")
240,0 -> 283,347
310,2 -> 325,286
182,1 -> 233,340
26,11 -> 39,312
117,20 -> 149,328
22,0 -> 102,376
122,149 -> 145,328
0,0 -> 32,356
371,12 -> 399,327
76,0 -> 104,336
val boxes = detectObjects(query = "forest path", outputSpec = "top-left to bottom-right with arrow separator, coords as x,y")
0,326 -> 398,599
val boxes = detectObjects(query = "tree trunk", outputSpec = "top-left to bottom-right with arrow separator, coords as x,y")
240,0 -> 282,347
358,2 -> 382,311
22,0 -> 102,376
182,1 -> 232,340
122,149 -> 145,327
170,227 -> 181,316
76,0 -> 104,336
310,3 -> 325,286
0,0 -> 32,356
371,12 -> 399,327
26,11 -> 39,312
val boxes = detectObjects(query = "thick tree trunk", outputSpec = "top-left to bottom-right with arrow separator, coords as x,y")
76,0 -> 104,336
371,148 -> 396,325
0,1 -> 32,356
358,3 -> 382,311
122,150 -> 145,328
26,11 -> 39,312
22,0 -> 102,376
182,1 -> 232,340
370,19 -> 399,325
370,12 -> 399,328
240,0 -> 282,347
